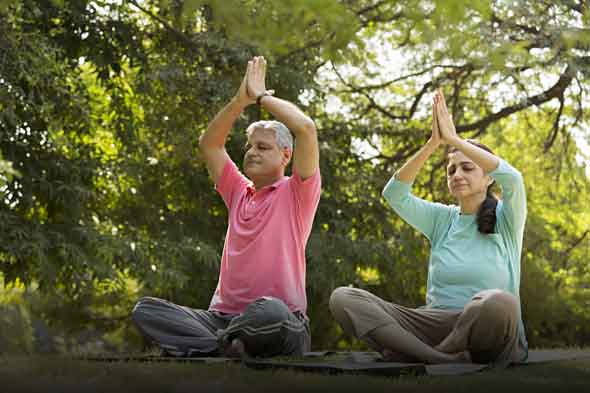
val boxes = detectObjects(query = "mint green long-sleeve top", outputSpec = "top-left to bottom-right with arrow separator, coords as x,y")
382,158 -> 528,358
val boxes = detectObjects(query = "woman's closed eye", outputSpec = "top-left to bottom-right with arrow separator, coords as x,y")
447,164 -> 475,176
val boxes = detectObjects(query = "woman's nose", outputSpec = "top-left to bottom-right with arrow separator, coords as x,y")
451,170 -> 464,179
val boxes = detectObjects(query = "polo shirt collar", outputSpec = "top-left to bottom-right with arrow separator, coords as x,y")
247,176 -> 289,195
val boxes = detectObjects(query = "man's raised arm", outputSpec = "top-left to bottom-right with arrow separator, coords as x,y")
248,57 -> 319,180
198,63 -> 255,184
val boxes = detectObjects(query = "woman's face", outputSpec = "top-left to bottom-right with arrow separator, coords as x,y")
446,150 -> 491,200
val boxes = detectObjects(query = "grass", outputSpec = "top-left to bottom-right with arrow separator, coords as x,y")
0,355 -> 589,393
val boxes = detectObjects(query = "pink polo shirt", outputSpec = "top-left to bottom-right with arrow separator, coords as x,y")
208,159 -> 321,315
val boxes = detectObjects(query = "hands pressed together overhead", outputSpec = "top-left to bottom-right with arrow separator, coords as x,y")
235,56 -> 274,107
430,89 -> 459,147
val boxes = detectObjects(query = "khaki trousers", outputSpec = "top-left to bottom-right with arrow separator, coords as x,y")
330,287 -> 524,366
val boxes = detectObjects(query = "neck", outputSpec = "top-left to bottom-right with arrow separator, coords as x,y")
251,173 -> 284,191
458,192 -> 486,215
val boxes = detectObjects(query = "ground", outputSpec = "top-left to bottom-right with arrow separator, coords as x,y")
0,355 -> 589,393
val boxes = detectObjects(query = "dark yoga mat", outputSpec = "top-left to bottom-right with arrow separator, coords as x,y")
82,349 -> 590,377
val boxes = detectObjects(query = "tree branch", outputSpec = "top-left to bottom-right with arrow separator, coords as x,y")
356,1 -> 404,27
336,64 -> 470,93
127,0 -> 195,48
331,62 -> 407,121
356,1 -> 389,16
456,67 -> 574,134
544,94 -> 565,152
277,32 -> 334,63
562,230 -> 589,260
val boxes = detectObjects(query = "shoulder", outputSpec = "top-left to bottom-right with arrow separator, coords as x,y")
215,159 -> 251,202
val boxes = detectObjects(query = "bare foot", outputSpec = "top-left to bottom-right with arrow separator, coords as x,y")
223,338 -> 246,359
380,349 -> 418,363
445,351 -> 471,363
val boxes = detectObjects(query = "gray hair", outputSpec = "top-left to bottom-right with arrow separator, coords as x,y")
246,120 -> 294,151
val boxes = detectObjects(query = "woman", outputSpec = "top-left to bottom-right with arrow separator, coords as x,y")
330,90 -> 528,366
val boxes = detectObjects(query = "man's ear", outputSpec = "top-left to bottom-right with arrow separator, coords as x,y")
282,148 -> 292,166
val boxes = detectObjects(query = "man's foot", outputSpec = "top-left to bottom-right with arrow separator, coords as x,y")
223,338 -> 246,359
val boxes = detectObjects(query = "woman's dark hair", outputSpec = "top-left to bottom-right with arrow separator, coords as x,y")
447,139 -> 497,234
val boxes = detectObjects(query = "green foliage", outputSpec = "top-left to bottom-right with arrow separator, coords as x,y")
0,279 -> 33,354
186,0 -> 359,56
0,155 -> 20,188
0,0 -> 17,12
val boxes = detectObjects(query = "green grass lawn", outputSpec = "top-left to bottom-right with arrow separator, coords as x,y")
0,356 -> 588,393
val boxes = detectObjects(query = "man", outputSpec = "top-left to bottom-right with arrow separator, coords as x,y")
132,56 -> 321,358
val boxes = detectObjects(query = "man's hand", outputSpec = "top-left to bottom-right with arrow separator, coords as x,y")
247,56 -> 272,100
234,60 -> 256,107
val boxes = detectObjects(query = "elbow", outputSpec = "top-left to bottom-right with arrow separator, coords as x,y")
198,133 -> 211,153
382,181 -> 411,210
511,168 -> 525,190
198,135 -> 216,161
382,186 -> 397,207
300,119 -> 317,137
382,176 -> 398,200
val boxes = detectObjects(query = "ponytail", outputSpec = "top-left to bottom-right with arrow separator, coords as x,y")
476,185 -> 498,234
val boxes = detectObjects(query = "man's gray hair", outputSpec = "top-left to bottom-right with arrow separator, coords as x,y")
246,120 -> 294,151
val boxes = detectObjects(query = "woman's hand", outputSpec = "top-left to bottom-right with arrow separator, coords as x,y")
434,89 -> 460,146
428,97 -> 442,149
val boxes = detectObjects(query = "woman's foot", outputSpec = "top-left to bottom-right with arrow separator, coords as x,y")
442,350 -> 471,363
380,349 -> 419,363
381,348 -> 471,364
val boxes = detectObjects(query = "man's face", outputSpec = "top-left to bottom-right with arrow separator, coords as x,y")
243,128 -> 289,180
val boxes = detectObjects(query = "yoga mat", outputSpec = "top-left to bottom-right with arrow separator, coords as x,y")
81,349 -> 590,377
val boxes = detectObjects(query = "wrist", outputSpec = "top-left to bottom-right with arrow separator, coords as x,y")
231,95 -> 251,109
256,91 -> 273,105
447,136 -> 463,148
426,138 -> 440,150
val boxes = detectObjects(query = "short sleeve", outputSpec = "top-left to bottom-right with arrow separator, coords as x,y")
215,159 -> 250,209
289,167 -> 321,209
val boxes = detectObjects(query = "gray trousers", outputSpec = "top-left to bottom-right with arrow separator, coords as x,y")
132,296 -> 310,358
